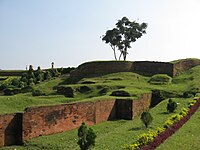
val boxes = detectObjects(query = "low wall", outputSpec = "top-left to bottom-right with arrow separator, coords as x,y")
0,93 -> 151,146
133,61 -> 174,77
22,93 -> 152,141
173,59 -> 200,75
69,59 -> 200,81
132,93 -> 152,118
23,101 -> 97,141
69,61 -> 175,81
0,113 -> 22,146
70,61 -> 134,81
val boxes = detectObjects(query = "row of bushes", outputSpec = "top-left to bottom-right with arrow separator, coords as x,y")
0,66 -> 75,96
3,86 -> 45,96
123,97 -> 200,150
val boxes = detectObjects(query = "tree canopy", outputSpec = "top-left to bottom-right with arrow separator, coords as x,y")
102,17 -> 147,61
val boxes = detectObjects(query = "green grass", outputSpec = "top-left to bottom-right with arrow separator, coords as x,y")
1,65 -> 200,114
0,94 -> 69,114
1,63 -> 200,149
157,108 -> 200,150
170,58 -> 200,64
0,98 -> 191,150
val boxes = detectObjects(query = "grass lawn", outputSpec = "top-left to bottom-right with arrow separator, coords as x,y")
0,62 -> 200,149
0,98 -> 191,150
157,107 -> 200,150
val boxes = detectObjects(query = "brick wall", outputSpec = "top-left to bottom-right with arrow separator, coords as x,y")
70,61 -> 133,81
133,61 -> 174,77
0,113 -> 22,147
69,61 -> 175,81
70,59 -> 200,80
23,101 -> 96,141
95,99 -> 116,123
132,94 -> 152,118
22,94 -> 151,141
173,59 -> 200,76
0,93 -> 151,146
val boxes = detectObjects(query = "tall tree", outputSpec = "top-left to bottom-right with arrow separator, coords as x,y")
102,17 -> 147,61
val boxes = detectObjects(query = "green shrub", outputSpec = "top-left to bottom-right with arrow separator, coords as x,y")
50,69 -> 60,77
123,143 -> 140,150
11,78 -> 20,87
140,111 -> 153,128
167,99 -> 177,113
137,132 -> 155,146
183,88 -> 199,98
179,108 -> 189,116
32,89 -> 45,96
164,119 -> 174,128
164,114 -> 183,128
155,127 -> 165,135
188,99 -> 196,108
21,85 -> 34,93
44,71 -> 52,80
77,122 -> 97,150
148,74 -> 172,85
3,88 -> 20,95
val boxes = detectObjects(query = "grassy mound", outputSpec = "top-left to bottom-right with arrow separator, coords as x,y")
0,65 -> 200,114
148,74 -> 172,85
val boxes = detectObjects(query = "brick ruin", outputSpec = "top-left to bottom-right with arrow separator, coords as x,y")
70,59 -> 200,81
1,59 -> 200,147
0,93 -> 151,147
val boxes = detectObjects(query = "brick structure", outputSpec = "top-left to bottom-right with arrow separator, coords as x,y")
133,61 -> 173,77
173,59 -> 200,75
0,93 -> 152,147
0,113 -> 22,146
70,61 -> 134,82
69,59 -> 200,81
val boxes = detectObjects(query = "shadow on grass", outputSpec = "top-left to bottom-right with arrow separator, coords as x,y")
128,127 -> 142,131
159,112 -> 170,115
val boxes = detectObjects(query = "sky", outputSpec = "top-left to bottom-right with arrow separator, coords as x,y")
1,0 -> 200,70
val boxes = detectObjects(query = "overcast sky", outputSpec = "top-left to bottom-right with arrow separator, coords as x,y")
1,0 -> 200,70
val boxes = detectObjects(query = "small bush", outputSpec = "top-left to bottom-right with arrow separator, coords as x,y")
32,89 -> 45,96
3,88 -> 20,95
140,111 -> 153,128
21,85 -> 34,93
57,86 -> 74,97
123,143 -> 140,150
77,86 -> 91,93
77,122 -> 96,150
188,99 -> 197,108
44,71 -> 52,80
148,74 -> 172,85
137,131 -> 156,146
179,108 -> 189,116
110,90 -> 130,97
11,78 -> 20,87
164,114 -> 183,128
167,99 -> 177,113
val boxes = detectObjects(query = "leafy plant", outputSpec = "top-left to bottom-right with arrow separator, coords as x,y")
167,99 -> 177,113
140,111 -> 153,128
32,89 -> 45,96
77,122 -> 97,150
102,16 -> 147,60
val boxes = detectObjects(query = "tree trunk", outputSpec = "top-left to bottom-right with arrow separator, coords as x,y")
119,51 -> 123,60
111,45 -> 117,60
113,49 -> 117,60
123,48 -> 127,61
